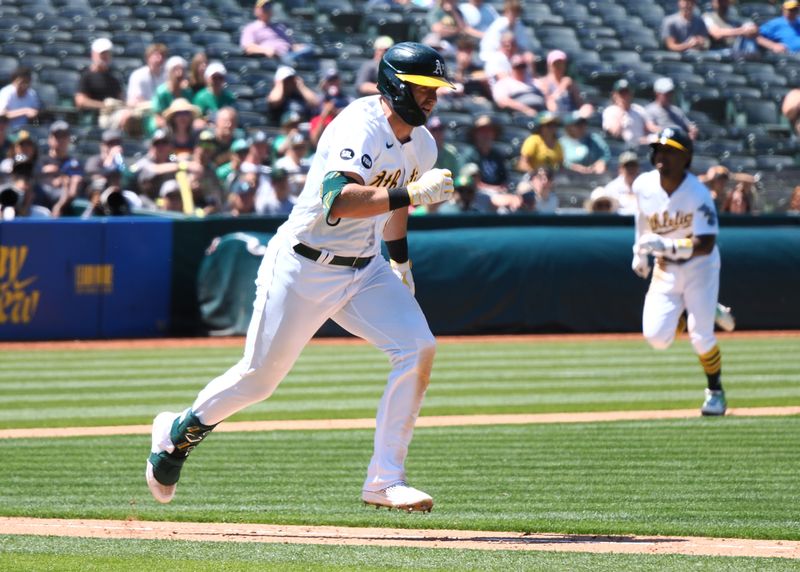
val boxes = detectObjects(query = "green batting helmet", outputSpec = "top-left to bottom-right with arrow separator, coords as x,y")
377,42 -> 454,127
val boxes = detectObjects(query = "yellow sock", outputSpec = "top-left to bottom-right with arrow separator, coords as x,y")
698,345 -> 722,376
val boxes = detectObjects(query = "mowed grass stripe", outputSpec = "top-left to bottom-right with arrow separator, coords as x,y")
0,417 -> 797,540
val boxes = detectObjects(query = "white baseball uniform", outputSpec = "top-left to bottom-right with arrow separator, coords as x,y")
633,169 -> 720,355
191,95 -> 438,492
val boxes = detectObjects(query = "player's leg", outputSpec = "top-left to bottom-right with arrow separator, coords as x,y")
333,261 -> 436,511
642,267 -> 684,350
147,241 -> 343,502
684,254 -> 726,415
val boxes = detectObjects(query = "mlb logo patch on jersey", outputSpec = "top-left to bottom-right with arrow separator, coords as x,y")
361,154 -> 373,169
340,148 -> 355,160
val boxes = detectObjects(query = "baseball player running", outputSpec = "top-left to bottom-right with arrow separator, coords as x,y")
631,126 -> 730,416
145,42 -> 455,512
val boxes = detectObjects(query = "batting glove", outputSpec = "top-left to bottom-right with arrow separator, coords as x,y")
406,169 -> 454,206
637,233 -> 693,260
631,252 -> 652,279
390,259 -> 415,296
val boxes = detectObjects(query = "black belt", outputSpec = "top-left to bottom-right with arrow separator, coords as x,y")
293,243 -> 374,269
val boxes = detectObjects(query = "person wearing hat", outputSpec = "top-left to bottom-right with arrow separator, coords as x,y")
644,77 -> 698,140
757,0 -> 800,53
208,107 -> 243,167
0,67 -> 41,129
479,0 -> 535,66
559,111 -> 610,176
585,186 -> 620,214
266,65 -> 320,125
517,111 -> 564,175
5,153 -> 52,218
75,38 -> 131,131
149,56 -> 193,135
274,132 -> 310,197
126,43 -> 168,109
661,0 -> 710,52
463,114 -> 510,194
84,128 -> 127,187
438,163 -> 496,214
271,110 -> 302,159
259,167 -> 296,215
240,0 -> 311,62
595,151 -> 640,215
309,85 -> 351,147
428,0 -> 468,44
38,120 -> 85,216
0,113 -> 10,166
157,179 -> 184,213
215,138 -> 250,188
188,129 -> 225,215
426,116 -> 461,180
192,62 -> 237,118
357,36 -> 395,96
535,50 -> 592,115
602,79 -> 658,145
225,176 -> 258,216
239,130 -> 272,187
2,129 -> 40,178
164,98 -> 201,157
698,164 -> 757,210
702,0 -> 759,56
491,53 -> 545,117
129,128 -> 201,200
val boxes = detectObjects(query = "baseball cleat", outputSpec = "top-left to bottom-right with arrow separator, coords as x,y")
715,303 -> 735,332
362,482 -> 433,512
145,411 -> 181,503
701,389 -> 727,416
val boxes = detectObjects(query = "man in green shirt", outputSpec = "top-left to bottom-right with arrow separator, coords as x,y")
192,62 -> 237,118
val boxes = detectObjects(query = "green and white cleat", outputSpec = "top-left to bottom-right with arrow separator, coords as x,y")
701,389 -> 727,416
714,303 -> 735,332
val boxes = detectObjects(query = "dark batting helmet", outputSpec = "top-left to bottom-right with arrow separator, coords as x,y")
377,42 -> 454,127
649,126 -> 693,168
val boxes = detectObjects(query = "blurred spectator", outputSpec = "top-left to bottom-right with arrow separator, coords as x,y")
192,62 -> 237,118
259,167 -> 296,215
189,129 -> 225,215
428,0 -> 468,43
164,98 -> 201,157
644,78 -> 698,139
240,130 -> 272,176
559,111 -> 610,176
517,111 -> 564,174
267,65 -> 320,124
129,128 -> 200,200
272,110 -> 303,159
451,37 -> 491,99
788,186 -> 800,213
458,0 -> 500,39
188,52 -> 209,96
602,79 -> 657,146
519,166 -> 558,213
0,67 -> 41,129
536,51 -> 592,115
357,36 -> 394,96
463,115 -> 509,194
274,132 -> 310,196
126,43 -> 168,108
226,177 -> 258,216
720,181 -> 754,214
662,0 -> 710,52
479,0 -> 536,67
438,166 -> 495,213
585,186 -> 620,214
318,68 -> 342,96
309,86 -> 349,147
757,1 -> 800,53
84,128 -> 127,187
215,138 -> 250,188
0,114 -> 11,166
596,150 -> 640,215
2,154 -> 51,218
149,56 -> 192,135
157,179 -> 184,213
82,183 -> 143,217
2,129 -> 40,177
782,88 -> 800,138
698,165 -> 757,209
702,0 -> 759,56
427,116 -> 461,176
75,38 -> 131,131
483,32 -> 524,83
208,107 -> 241,166
38,120 -> 84,217
240,0 -> 312,62
491,53 -> 545,116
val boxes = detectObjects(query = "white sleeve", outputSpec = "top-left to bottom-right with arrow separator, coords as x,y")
692,188 -> 720,236
0,86 -> 10,111
321,119 -> 381,184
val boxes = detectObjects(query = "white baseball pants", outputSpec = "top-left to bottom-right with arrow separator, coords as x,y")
191,236 -> 436,492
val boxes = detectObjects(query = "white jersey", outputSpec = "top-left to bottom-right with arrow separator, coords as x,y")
277,95 -> 437,257
633,169 -> 718,240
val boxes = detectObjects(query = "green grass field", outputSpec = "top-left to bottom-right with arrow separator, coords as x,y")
0,336 -> 798,570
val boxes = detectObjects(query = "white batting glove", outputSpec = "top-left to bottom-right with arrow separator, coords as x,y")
406,169 -> 454,206
631,252 -> 652,279
637,233 -> 693,260
390,259 -> 415,296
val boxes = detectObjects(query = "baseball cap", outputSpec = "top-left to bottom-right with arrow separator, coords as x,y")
231,138 -> 250,153
654,77 -> 675,94
534,110 -> 560,127
271,166 -> 287,181
275,65 -> 296,82
280,110 -> 301,126
784,1 -> 799,9
707,165 -> 730,179
198,129 -> 216,145
230,180 -> 256,195
256,0 -> 273,7
165,55 -> 187,75
102,128 -> 123,144
204,62 -> 227,80
612,78 -> 632,92
91,37 -> 114,53
455,173 -> 474,188
10,129 -> 34,144
159,179 -> 181,197
248,130 -> 269,146
151,128 -> 170,143
547,50 -> 568,66
49,120 -> 70,135
374,36 -> 394,50
563,111 -> 587,126
288,132 -> 306,147
323,68 -> 339,81
618,151 -> 639,165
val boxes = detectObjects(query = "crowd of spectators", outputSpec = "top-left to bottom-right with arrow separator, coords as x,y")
0,0 -> 798,221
